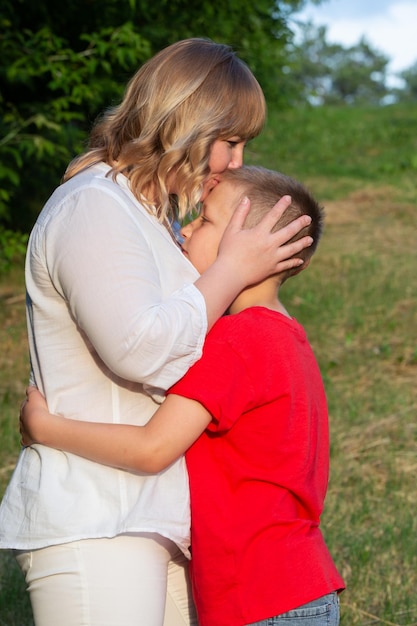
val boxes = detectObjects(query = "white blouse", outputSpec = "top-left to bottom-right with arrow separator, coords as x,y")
0,163 -> 207,557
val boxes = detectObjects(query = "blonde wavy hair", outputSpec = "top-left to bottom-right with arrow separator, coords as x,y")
64,38 -> 266,222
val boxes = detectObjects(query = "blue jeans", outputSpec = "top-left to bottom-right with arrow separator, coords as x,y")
246,593 -> 340,625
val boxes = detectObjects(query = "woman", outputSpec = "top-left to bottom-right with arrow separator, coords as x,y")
0,38 -> 312,626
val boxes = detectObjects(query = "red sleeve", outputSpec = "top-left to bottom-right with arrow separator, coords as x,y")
168,315 -> 256,433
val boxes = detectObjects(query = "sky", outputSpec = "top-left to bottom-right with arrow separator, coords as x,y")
292,0 -> 417,87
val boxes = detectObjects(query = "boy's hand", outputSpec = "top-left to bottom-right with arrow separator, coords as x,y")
20,386 -> 49,447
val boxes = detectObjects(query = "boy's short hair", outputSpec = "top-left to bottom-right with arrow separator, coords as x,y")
222,166 -> 324,277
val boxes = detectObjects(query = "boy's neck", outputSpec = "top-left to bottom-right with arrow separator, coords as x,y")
228,278 -> 291,318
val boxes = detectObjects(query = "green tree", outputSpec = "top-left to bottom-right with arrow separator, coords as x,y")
396,61 -> 417,101
287,22 -> 390,105
0,13 -> 150,230
330,38 -> 389,105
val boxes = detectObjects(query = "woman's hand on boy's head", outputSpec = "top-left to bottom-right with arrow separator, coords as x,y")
20,386 -> 49,447
217,195 -> 313,287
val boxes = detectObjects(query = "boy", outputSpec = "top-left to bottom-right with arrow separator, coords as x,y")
20,166 -> 345,626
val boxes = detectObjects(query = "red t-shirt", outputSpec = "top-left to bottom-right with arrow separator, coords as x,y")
169,307 -> 345,626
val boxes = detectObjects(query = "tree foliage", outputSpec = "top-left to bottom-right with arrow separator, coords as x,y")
396,62 -> 417,102
286,23 -> 390,105
1,12 -> 150,230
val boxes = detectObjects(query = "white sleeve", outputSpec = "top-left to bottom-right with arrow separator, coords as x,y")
42,185 -> 207,389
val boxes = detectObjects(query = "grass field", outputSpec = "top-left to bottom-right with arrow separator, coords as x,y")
1,102 -> 416,625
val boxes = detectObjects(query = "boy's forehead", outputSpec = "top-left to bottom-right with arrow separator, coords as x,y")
206,178 -> 241,208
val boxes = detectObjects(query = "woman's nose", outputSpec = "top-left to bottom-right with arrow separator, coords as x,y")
228,145 -> 244,169
180,221 -> 193,239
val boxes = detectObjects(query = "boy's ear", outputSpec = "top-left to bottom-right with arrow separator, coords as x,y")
292,258 -> 310,276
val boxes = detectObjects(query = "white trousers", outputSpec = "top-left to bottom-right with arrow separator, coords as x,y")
15,533 -> 198,626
